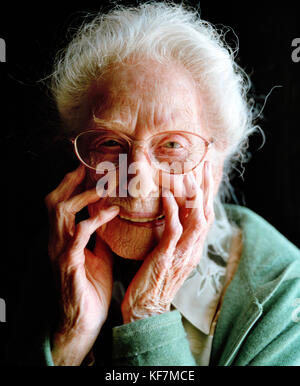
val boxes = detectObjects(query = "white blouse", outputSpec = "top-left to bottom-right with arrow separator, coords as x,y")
171,253 -> 227,366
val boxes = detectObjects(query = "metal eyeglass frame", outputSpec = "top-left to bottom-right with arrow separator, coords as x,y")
71,128 -> 214,175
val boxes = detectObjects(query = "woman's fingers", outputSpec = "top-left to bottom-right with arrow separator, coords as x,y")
158,189 -> 183,254
159,164 -> 214,296
175,173 -> 205,250
47,187 -> 103,258
45,164 -> 86,210
66,206 -> 120,267
157,162 -> 214,257
177,162 -> 214,253
62,187 -> 101,215
46,165 -> 119,260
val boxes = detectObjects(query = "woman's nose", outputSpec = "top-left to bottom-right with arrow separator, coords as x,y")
126,147 -> 159,198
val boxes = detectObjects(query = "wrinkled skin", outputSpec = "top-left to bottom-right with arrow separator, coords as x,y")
45,60 -> 222,365
121,163 -> 215,322
45,165 -> 120,365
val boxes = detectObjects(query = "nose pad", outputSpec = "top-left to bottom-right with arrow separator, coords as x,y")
126,147 -> 160,198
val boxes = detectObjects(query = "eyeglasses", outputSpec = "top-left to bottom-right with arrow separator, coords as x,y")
72,129 -> 213,175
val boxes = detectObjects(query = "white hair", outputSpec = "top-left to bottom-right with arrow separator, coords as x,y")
49,1 -> 262,262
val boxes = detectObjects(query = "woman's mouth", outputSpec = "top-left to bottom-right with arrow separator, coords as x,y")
117,212 -> 165,227
119,214 -> 164,222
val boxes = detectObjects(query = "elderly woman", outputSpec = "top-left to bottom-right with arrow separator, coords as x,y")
10,2 -> 300,366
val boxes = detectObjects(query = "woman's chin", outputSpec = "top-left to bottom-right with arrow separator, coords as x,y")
96,215 -> 164,260
109,245 -> 149,260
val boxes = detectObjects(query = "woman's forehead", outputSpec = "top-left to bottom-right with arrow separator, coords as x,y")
91,115 -> 202,137
89,61 -> 206,137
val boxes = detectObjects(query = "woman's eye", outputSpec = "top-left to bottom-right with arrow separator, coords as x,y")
101,140 -> 121,147
163,141 -> 182,149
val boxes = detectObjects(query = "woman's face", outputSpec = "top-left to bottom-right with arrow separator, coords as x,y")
86,60 -> 222,259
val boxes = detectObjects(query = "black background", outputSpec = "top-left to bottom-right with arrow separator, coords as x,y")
0,0 -> 300,363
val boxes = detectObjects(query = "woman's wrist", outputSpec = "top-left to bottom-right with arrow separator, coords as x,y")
122,304 -> 170,324
51,330 -> 95,366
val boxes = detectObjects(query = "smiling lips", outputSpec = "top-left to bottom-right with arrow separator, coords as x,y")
117,210 -> 165,226
119,214 -> 165,223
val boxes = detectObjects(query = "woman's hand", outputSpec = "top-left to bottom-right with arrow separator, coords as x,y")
44,165 -> 119,365
121,161 -> 215,323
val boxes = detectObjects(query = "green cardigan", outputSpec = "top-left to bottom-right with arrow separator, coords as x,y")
14,205 -> 300,366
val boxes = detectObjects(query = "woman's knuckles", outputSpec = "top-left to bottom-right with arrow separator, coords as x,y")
44,192 -> 57,210
54,201 -> 74,221
168,217 -> 183,237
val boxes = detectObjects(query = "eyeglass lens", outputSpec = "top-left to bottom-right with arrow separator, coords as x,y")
75,130 -> 207,174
